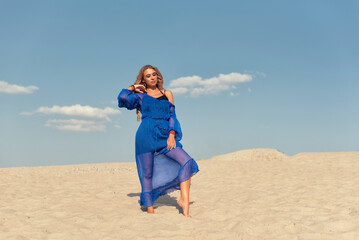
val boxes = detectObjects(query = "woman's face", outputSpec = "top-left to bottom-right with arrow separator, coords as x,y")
143,68 -> 158,88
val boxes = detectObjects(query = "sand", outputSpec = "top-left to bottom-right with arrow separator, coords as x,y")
1,148 -> 358,240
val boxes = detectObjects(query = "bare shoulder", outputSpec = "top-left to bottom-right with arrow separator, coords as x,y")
164,89 -> 173,97
164,89 -> 174,104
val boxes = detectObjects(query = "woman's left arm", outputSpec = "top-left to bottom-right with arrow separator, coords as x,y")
166,90 -> 177,151
166,89 -> 174,105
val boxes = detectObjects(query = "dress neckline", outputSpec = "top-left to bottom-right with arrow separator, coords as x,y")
146,89 -> 168,101
156,94 -> 168,100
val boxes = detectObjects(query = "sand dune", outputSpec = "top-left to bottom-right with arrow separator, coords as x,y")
1,148 -> 358,240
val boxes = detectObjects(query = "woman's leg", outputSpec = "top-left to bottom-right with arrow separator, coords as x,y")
178,178 -> 191,217
164,147 -> 195,217
137,152 -> 155,213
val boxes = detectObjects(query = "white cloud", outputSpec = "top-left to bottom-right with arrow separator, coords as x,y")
171,87 -> 189,95
255,72 -> 266,78
45,119 -> 105,132
168,72 -> 252,97
170,76 -> 203,87
19,111 -> 34,116
0,81 -> 39,94
244,70 -> 266,78
22,104 -> 121,132
32,104 -> 119,121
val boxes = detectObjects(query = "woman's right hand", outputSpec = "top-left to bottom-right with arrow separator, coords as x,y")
132,84 -> 147,93
127,85 -> 146,93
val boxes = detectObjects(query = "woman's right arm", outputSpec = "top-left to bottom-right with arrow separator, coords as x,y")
117,87 -> 140,110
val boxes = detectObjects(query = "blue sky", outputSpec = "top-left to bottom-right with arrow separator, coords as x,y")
1,0 -> 358,168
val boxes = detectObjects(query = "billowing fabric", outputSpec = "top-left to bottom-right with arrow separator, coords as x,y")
118,89 -> 199,206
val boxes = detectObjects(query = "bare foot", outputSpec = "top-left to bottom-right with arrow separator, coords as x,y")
147,206 -> 154,214
177,199 -> 192,217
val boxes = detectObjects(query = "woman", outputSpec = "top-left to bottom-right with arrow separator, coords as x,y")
117,65 -> 199,217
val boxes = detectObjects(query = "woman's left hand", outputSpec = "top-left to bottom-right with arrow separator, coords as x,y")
167,134 -> 176,151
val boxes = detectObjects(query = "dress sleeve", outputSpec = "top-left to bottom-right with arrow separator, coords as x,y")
117,88 -> 141,110
168,104 -> 183,140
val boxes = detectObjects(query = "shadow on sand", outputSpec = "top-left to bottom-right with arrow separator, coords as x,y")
127,192 -> 194,214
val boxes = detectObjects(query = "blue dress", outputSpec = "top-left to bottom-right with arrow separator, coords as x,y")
118,89 -> 199,207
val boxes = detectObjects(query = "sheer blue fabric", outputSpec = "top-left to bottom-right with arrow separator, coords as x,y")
118,89 -> 199,207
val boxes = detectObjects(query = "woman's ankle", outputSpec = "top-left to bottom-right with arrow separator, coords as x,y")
147,206 -> 154,213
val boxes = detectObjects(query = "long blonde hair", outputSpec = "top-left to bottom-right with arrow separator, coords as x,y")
134,65 -> 164,89
135,65 -> 165,121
